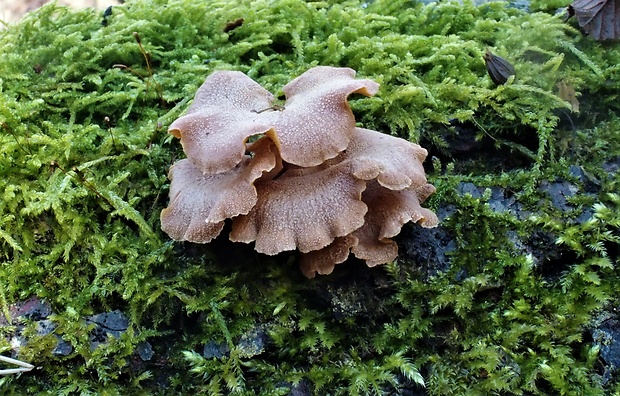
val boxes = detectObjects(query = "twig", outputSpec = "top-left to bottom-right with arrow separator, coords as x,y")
112,32 -> 165,108
0,355 -> 34,376
1,122 -> 32,155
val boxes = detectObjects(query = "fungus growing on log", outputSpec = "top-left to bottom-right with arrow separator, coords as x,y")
161,66 -> 438,277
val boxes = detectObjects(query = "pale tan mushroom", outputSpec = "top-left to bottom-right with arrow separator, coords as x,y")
230,162 -> 368,255
160,139 -> 278,243
162,66 -> 438,278
168,70 -> 277,175
351,181 -> 438,266
167,67 -> 379,175
265,66 -> 380,167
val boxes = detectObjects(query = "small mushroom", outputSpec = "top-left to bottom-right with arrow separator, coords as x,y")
230,161 -> 368,255
557,80 -> 580,112
351,181 -> 438,266
271,66 -> 379,167
160,139 -> 277,243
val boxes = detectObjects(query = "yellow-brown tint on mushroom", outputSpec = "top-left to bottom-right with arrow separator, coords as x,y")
351,181 -> 438,266
229,162 -> 368,255
260,66 -> 380,167
167,70 -> 278,175
160,140 -> 277,243
299,235 -> 359,279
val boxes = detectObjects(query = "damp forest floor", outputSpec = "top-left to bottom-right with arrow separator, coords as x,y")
1,0 -> 620,395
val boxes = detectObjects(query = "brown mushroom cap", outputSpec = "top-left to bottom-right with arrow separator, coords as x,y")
160,140 -> 277,243
351,181 -> 438,266
168,70 -> 277,175
331,127 -> 430,190
299,235 -> 359,279
268,67 -> 380,167
168,67 -> 379,175
299,180 -> 437,277
230,162 -> 368,255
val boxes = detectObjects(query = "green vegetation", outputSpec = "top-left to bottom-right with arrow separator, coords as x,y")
0,0 -> 618,394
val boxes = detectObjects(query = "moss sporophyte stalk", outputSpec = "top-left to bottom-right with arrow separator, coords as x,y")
0,0 -> 619,394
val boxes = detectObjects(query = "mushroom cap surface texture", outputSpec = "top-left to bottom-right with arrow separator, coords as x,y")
161,66 -> 437,278
168,66 -> 379,175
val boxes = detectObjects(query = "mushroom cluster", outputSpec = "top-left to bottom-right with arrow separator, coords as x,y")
161,66 -> 438,278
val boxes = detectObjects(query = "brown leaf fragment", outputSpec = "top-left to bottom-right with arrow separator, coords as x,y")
557,80 -> 580,112
224,18 -> 244,33
570,0 -> 620,41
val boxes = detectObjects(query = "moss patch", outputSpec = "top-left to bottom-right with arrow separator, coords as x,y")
0,0 -> 619,394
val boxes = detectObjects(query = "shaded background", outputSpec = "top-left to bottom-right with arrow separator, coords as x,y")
0,0 -> 113,27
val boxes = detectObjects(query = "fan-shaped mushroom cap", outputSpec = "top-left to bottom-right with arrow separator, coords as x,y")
168,67 -> 379,175
160,140 -> 278,243
299,235 -> 359,279
168,71 -> 277,175
352,181 -> 438,266
329,128 -> 430,190
230,162 -> 368,255
268,67 -> 379,167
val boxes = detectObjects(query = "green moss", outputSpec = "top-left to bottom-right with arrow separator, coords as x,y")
1,0 -> 619,394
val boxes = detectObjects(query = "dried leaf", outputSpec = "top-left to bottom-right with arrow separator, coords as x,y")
557,80 -> 580,112
570,0 -> 620,41
224,18 -> 244,33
